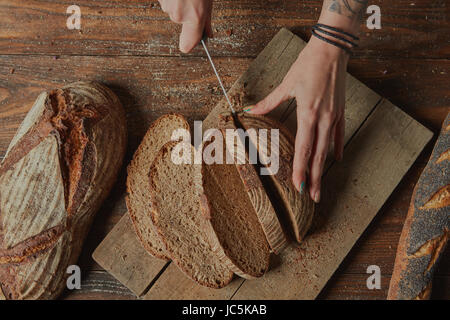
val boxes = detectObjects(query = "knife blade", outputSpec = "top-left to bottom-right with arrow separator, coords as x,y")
200,37 -> 236,114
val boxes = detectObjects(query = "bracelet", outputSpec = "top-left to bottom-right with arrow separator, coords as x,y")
312,25 -> 358,48
311,23 -> 359,55
311,29 -> 353,55
314,23 -> 359,41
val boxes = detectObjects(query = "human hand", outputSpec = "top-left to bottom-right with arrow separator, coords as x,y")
247,36 -> 348,203
158,0 -> 213,53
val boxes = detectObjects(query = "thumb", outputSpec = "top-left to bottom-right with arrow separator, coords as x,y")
246,83 -> 289,115
179,21 -> 204,53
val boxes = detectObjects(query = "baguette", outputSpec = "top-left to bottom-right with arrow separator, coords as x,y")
387,112 -> 449,300
0,82 -> 127,299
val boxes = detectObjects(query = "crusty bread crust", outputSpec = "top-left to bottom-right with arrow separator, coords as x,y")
126,113 -> 189,261
223,112 -> 315,244
388,112 -> 450,300
218,114 -> 288,253
0,82 -> 127,299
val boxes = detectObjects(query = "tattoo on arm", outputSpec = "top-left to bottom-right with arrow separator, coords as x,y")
327,0 -> 368,18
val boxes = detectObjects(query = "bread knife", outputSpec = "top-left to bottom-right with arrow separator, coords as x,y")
200,35 -> 236,114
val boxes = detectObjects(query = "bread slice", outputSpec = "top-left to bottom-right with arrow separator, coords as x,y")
126,113 -> 189,260
226,112 -> 315,243
149,141 -> 234,288
200,140 -> 271,278
218,115 -> 287,254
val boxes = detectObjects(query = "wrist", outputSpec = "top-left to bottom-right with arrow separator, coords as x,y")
308,33 -> 350,63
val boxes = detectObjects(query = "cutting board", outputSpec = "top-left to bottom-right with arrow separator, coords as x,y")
92,28 -> 432,299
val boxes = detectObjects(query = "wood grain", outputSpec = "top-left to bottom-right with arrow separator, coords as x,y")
143,264 -> 244,300
92,214 -> 167,297
0,0 -> 448,58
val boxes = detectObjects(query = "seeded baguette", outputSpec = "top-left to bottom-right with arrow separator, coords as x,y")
126,113 -> 189,260
387,112 -> 450,300
149,141 -> 234,288
0,82 -> 126,299
222,112 -> 315,243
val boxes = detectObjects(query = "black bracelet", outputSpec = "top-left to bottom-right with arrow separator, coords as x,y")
311,29 -> 353,55
312,25 -> 358,48
315,23 -> 359,41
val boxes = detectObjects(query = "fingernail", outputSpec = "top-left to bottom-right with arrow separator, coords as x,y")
243,105 -> 253,113
299,181 -> 305,194
314,191 -> 320,203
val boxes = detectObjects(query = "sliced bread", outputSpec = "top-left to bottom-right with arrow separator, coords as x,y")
229,112 -> 315,243
218,115 -> 287,254
126,113 -> 189,260
200,144 -> 271,278
149,141 -> 234,288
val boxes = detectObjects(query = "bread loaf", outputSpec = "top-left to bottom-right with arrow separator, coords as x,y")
0,82 -> 127,299
387,112 -> 449,300
149,141 -> 234,288
223,112 -> 315,243
126,113 -> 189,260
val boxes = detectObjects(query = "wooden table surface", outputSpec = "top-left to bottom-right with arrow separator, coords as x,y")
0,0 -> 449,299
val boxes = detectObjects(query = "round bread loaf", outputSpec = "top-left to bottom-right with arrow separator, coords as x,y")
0,82 -> 127,299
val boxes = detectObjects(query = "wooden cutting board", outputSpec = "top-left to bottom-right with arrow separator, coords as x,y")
92,28 -> 432,299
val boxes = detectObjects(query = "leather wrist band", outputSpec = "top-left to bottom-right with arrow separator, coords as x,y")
312,25 -> 358,48
311,29 -> 353,55
314,23 -> 359,41
311,23 -> 359,55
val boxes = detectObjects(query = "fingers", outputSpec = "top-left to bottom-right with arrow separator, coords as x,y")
159,0 -> 212,53
292,109 -> 316,195
308,114 -> 334,203
247,83 -> 289,115
333,114 -> 345,161
179,21 -> 204,53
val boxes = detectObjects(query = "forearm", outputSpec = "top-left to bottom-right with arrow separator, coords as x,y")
318,0 -> 368,34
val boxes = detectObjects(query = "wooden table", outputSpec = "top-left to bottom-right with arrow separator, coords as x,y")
0,0 -> 448,299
